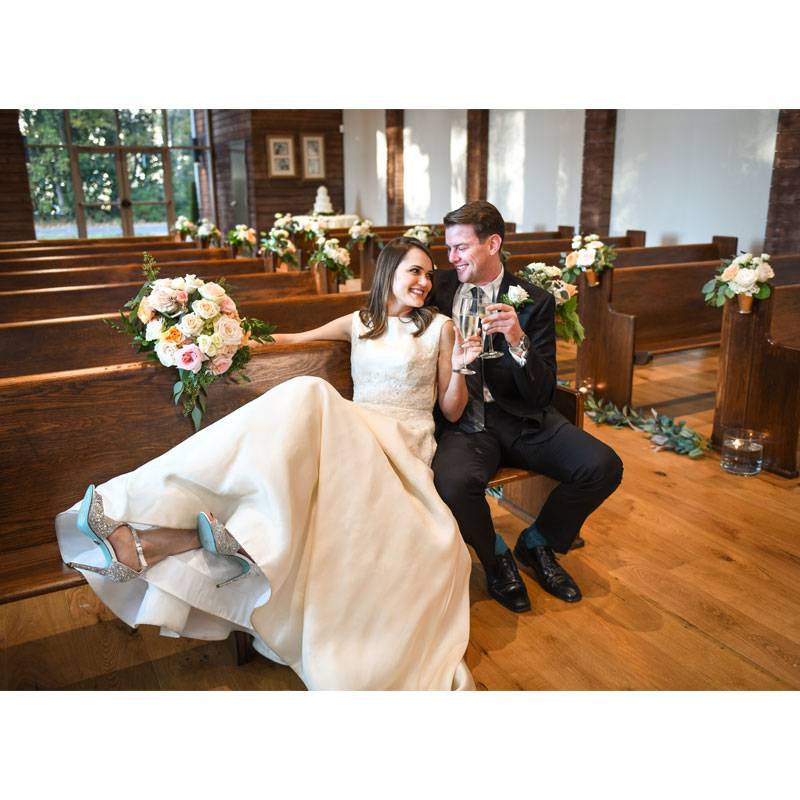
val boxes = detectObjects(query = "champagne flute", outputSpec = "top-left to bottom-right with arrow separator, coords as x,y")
454,295 -> 479,375
477,302 -> 503,359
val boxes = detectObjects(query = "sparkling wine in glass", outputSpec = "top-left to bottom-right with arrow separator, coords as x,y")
455,296 -> 478,375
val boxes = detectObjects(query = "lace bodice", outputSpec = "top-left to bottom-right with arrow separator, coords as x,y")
350,311 -> 449,466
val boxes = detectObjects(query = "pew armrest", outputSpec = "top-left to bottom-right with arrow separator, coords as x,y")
553,385 -> 584,429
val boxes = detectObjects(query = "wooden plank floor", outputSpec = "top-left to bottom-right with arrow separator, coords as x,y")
2,344 -> 798,690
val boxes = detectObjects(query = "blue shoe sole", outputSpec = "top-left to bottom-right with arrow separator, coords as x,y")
76,484 -> 113,568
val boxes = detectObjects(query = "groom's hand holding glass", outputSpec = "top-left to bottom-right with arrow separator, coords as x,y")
481,303 -> 525,348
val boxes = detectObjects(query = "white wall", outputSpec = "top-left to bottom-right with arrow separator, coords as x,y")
487,110 -> 584,232
611,110 -> 778,252
343,109 -> 387,223
403,110 -> 467,225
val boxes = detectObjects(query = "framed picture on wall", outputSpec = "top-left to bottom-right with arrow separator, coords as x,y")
267,135 -> 296,178
302,134 -> 326,180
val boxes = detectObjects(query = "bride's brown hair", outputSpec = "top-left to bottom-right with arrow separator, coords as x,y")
358,237 -> 438,340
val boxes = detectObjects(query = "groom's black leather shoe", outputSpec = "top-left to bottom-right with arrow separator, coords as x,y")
513,540 -> 582,603
486,551 -> 531,613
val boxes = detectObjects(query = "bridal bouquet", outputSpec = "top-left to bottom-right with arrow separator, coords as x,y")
196,218 -> 222,246
108,254 -> 275,430
172,216 -> 196,238
561,233 -> 616,284
309,236 -> 353,282
260,227 -> 299,269
404,225 -> 440,246
516,262 -> 585,344
227,224 -> 257,254
702,252 -> 774,310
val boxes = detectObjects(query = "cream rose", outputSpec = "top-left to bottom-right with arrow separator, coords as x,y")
149,286 -> 181,314
214,316 -> 244,346
197,333 -> 222,357
199,282 -> 226,302
210,354 -> 233,375
192,299 -> 221,320
720,264 -> 740,283
137,296 -> 155,324
730,267 -> 758,295
145,319 -> 164,341
756,261 -> 775,283
587,240 -> 603,250
565,251 -> 579,269
154,339 -> 178,367
576,248 -> 596,268
179,313 -> 205,338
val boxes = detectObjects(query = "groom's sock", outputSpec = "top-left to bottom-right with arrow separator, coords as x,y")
494,534 -> 509,556
521,523 -> 548,549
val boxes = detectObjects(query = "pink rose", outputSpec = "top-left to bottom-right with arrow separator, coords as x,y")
149,286 -> 180,314
210,354 -> 233,375
219,296 -> 238,316
175,290 -> 188,305
214,316 -> 244,346
175,344 -> 203,374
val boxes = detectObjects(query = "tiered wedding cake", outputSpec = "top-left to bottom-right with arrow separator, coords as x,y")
313,186 -> 334,214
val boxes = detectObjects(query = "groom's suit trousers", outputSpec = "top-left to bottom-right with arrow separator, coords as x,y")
432,402 -> 623,570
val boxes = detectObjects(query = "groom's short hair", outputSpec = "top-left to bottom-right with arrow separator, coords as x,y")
443,201 -> 505,246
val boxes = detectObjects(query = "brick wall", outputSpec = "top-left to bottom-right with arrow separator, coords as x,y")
579,110 -> 617,236
0,110 -> 35,241
764,110 -> 800,255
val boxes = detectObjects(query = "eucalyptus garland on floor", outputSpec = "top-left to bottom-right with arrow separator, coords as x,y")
583,392 -> 710,459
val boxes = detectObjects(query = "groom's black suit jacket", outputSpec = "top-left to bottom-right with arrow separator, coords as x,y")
428,267 -> 568,442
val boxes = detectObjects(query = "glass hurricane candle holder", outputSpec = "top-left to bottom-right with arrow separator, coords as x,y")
720,428 -> 764,476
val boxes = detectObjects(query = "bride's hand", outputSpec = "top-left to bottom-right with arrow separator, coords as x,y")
452,330 -> 483,371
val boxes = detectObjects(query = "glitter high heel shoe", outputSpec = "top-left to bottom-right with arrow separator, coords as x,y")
65,485 -> 148,582
197,512 -> 256,588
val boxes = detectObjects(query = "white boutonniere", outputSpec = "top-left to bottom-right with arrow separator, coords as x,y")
500,284 -> 533,309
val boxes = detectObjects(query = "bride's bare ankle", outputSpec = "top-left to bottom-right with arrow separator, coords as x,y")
108,525 -> 144,571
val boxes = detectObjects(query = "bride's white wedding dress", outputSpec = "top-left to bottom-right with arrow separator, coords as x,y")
55,311 -> 474,690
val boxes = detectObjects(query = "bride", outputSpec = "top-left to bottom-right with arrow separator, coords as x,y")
55,237 -> 484,690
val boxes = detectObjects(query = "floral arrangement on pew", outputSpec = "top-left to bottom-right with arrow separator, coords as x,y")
561,233 -> 617,286
195,218 -> 222,248
273,212 -> 301,235
701,252 -> 774,314
107,253 -> 275,431
347,218 -> 383,252
227,224 -> 257,256
300,215 -> 327,241
172,216 -> 197,241
309,236 -> 353,284
515,262 -> 585,344
260,227 -> 299,269
403,225 -> 440,246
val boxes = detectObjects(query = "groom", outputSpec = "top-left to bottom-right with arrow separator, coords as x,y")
428,201 -> 623,612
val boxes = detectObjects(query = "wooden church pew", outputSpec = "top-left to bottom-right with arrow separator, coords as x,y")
0,270 -> 326,324
0,341 -> 582,606
0,248 -> 233,273
0,240 -> 198,262
575,254 -> 800,409
0,258 -> 268,291
0,234 -> 174,249
712,283 -> 800,478
0,292 -> 369,379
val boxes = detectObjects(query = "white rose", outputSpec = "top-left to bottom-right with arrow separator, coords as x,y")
154,339 -> 178,367
720,264 -> 740,283
145,319 -> 164,341
199,282 -> 226,301
730,267 -> 758,295
756,261 -> 775,283
178,313 -> 205,337
587,240 -> 603,250
761,253 -> 770,261
197,333 -> 222,357
545,265 -> 563,278
576,248 -> 596,268
192,299 -> 220,319
183,274 -> 204,291
149,286 -> 180,314
586,234 -> 599,241
507,285 -> 530,305
169,277 -> 186,291
214,316 -> 244,346
337,248 -> 351,266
